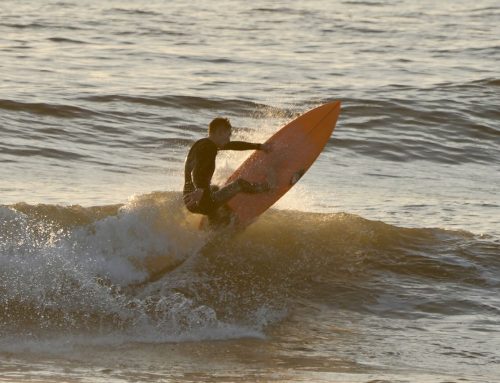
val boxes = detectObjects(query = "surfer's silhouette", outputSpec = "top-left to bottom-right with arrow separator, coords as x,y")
183,117 -> 271,227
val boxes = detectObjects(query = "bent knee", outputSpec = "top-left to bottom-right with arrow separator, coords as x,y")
236,179 -> 251,191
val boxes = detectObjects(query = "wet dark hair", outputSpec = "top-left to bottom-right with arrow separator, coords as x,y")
209,117 -> 232,135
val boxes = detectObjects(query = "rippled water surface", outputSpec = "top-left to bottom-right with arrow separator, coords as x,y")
1,0 -> 499,382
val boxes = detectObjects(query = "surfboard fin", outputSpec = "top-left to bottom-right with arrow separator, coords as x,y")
290,169 -> 305,185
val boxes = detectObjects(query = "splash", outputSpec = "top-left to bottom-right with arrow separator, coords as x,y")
1,192 -> 496,353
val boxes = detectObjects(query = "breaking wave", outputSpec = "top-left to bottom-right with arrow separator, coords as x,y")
1,192 -> 498,352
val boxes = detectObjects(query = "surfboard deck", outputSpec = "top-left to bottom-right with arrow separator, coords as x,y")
201,101 -> 341,230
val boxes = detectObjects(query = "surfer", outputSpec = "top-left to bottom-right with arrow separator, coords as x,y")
183,117 -> 270,225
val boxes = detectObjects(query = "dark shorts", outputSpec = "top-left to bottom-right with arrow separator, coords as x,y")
185,187 -> 218,216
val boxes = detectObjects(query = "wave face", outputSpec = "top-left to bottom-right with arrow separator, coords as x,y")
1,192 -> 498,349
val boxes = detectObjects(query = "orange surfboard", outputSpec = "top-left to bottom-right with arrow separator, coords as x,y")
205,101 -> 341,229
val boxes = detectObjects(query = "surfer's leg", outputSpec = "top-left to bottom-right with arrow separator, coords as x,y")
210,185 -> 220,193
207,205 -> 233,229
238,179 -> 271,194
212,179 -> 269,205
211,181 -> 241,205
206,179 -> 268,229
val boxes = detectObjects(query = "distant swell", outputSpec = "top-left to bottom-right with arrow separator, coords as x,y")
107,8 -> 162,16
330,91 -> 500,164
1,88 -> 499,166
0,99 -> 95,118
80,94 -> 266,113
48,37 -> 88,44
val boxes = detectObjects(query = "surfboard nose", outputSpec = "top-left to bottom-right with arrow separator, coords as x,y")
299,101 -> 341,134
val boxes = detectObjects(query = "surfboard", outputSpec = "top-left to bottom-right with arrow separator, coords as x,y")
204,100 -> 341,230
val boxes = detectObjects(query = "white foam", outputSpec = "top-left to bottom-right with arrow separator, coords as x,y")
0,195 -> 286,354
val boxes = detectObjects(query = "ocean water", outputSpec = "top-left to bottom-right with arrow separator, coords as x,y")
1,0 -> 499,382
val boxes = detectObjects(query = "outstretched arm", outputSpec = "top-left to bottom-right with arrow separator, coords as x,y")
221,141 -> 261,151
221,141 -> 272,152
